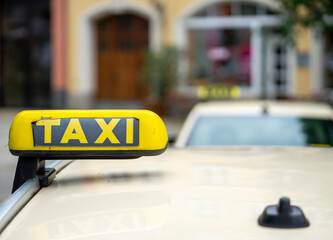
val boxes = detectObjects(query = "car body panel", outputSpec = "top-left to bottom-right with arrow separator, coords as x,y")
1,147 -> 333,239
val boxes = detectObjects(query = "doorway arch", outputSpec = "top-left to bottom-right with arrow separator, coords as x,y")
96,13 -> 149,100
77,1 -> 161,106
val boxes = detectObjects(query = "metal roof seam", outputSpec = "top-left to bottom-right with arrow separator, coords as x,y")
0,160 -> 73,233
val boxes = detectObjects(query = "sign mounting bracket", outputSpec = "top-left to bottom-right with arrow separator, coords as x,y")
12,157 -> 56,193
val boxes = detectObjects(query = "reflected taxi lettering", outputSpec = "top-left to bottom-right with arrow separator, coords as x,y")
32,118 -> 139,147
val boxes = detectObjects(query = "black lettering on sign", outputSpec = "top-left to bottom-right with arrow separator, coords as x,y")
32,118 -> 139,147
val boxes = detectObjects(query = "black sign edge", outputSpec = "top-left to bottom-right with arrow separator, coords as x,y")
10,144 -> 168,159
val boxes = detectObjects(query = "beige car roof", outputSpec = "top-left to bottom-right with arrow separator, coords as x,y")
1,147 -> 333,239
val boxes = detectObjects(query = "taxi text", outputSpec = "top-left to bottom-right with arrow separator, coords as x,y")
32,118 -> 139,147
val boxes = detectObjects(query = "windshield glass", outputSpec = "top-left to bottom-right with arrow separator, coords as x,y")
186,116 -> 333,146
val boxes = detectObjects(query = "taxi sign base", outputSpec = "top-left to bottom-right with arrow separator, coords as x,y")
12,157 -> 55,193
10,147 -> 167,159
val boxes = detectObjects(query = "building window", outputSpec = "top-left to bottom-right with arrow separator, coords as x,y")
188,28 -> 251,86
186,2 -> 280,88
193,2 -> 278,17
1,0 -> 50,107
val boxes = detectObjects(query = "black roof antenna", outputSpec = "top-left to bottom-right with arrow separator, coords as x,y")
262,101 -> 269,115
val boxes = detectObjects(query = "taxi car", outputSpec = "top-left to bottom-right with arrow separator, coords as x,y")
0,109 -> 333,239
176,101 -> 333,147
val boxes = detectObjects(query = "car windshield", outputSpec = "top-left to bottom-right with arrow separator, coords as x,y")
186,116 -> 333,146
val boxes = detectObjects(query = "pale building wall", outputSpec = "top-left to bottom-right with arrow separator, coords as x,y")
295,27 -> 311,98
66,0 -> 313,105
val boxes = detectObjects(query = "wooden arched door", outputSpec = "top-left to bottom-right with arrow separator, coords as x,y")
96,14 -> 149,100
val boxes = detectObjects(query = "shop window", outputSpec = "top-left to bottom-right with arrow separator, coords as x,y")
193,2 -> 278,17
188,29 -> 251,86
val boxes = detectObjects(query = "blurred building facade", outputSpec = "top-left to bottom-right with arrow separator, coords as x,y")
1,0 -> 333,111
0,0 -> 51,107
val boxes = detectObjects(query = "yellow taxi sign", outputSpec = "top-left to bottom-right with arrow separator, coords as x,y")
197,84 -> 241,100
9,110 -> 168,159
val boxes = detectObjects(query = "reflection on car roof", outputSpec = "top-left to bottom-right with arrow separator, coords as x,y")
192,101 -> 333,119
